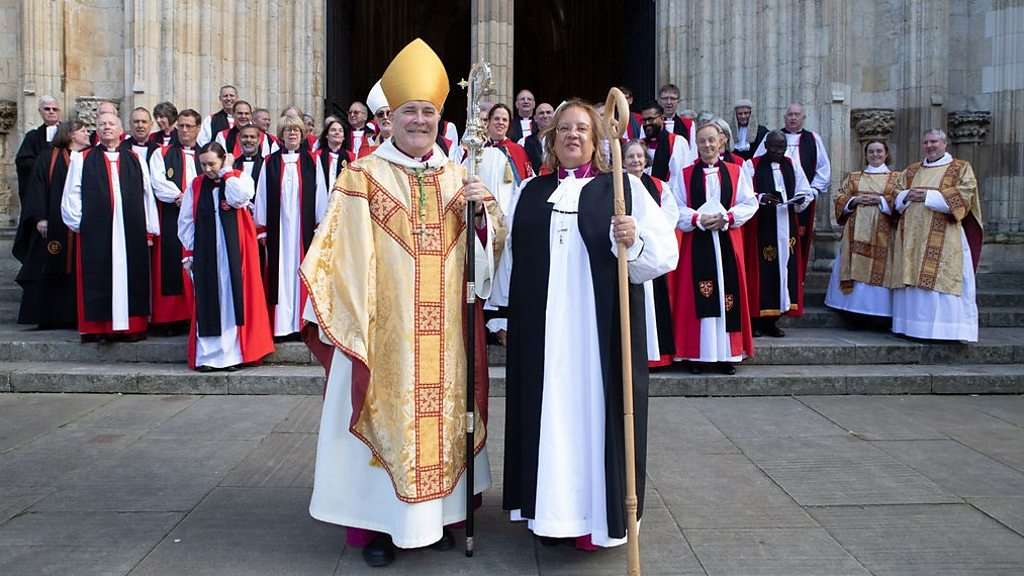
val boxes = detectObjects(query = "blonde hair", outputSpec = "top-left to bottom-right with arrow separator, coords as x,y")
277,113 -> 307,140
542,100 -> 610,173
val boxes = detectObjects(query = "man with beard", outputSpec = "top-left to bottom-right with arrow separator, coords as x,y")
640,101 -> 693,186
233,124 -> 268,183
216,100 -> 277,158
729,99 -> 768,160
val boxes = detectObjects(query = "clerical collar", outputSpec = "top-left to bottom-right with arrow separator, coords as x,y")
374,138 -> 446,169
923,153 -> 952,167
557,162 -> 595,180
486,138 -> 507,148
783,128 -> 804,134
864,164 -> 890,174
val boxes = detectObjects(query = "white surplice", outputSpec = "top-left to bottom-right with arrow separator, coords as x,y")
824,164 -> 894,317
890,153 -> 978,342
491,169 -> 678,547
149,146 -> 198,204
61,149 -> 160,331
676,165 -> 758,362
751,162 -> 814,314
640,178 -> 680,361
307,140 -> 497,549
178,172 -> 256,368
255,151 -> 328,336
753,129 -> 832,194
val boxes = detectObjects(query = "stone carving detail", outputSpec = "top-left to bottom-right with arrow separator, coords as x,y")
0,100 -> 17,134
75,97 -> 121,131
947,110 -> 992,144
850,108 -> 896,141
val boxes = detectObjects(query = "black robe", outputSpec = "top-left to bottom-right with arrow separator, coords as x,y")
14,148 -> 77,327
15,124 -> 52,208
502,172 -> 648,540
523,133 -> 544,175
508,114 -> 538,143
210,110 -> 232,138
733,124 -> 769,160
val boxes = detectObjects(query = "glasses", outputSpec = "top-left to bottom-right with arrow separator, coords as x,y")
556,125 -> 590,136
374,110 -> 390,119
41,107 -> 59,112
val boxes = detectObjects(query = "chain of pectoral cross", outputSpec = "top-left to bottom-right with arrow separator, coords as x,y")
412,168 -> 428,238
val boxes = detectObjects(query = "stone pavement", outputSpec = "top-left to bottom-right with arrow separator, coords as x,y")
2,394 -> 1024,575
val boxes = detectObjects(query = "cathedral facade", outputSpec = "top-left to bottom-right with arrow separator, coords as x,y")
1,0 -> 1021,269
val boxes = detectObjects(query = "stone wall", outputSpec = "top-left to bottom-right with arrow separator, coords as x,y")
3,0 -> 326,224
656,0 -> 1024,270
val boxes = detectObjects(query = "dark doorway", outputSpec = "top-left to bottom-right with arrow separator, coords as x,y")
326,0 -> 471,128
513,0 -> 656,110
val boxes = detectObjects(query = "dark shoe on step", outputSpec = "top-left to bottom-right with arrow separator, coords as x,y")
362,534 -> 396,568
538,536 -> 561,547
765,325 -> 786,338
719,363 -> 736,375
688,363 -> 703,375
430,529 -> 455,551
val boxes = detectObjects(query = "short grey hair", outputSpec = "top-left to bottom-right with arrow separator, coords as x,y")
923,129 -> 947,142
38,95 -> 59,110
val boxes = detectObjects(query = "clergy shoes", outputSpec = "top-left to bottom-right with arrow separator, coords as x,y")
688,363 -> 703,375
764,325 -> 786,338
429,528 -> 455,551
362,534 -> 396,568
718,363 -> 737,375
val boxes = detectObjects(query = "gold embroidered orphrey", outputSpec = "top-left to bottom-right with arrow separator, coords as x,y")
300,154 -> 505,503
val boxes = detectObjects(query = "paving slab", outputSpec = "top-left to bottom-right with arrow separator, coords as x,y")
272,396 -> 323,433
809,504 -> 1024,575
967,497 -> 1024,537
0,486 -> 53,524
646,398 -> 739,455
145,395 -> 301,440
874,439 -> 1024,498
220,432 -> 317,488
733,436 -> 959,506
684,527 -> 870,576
650,454 -> 816,529
962,395 -> 1024,426
59,395 -> 198,433
0,427 -> 144,487
690,397 -> 848,439
534,505 -> 705,576
0,511 -> 182,575
796,396 -> 947,440
29,482 -> 216,514
333,505 -> 540,576
128,487 -> 343,576
0,393 -> 114,452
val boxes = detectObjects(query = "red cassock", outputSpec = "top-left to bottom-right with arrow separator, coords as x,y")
672,161 -> 754,360
185,172 -> 274,369
150,145 -> 195,326
742,157 -> 805,318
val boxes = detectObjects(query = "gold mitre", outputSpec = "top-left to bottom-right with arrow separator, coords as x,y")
380,38 -> 449,110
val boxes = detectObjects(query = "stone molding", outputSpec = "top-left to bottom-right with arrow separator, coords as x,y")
850,108 -> 896,142
75,97 -> 121,131
0,101 -> 17,135
947,110 -> 992,144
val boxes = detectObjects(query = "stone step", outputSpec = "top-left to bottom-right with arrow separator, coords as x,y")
2,360 -> 1021,396
780,306 -> 1024,328
804,287 -> 1024,308
803,271 -> 1024,291
2,325 -> 1021,367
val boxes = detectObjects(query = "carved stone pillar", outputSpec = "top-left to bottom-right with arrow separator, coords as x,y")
471,0 -> 514,108
0,100 -> 20,224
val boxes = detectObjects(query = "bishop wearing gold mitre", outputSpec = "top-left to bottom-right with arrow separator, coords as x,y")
299,39 -> 505,568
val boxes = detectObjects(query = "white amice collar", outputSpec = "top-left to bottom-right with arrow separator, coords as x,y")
864,164 -> 890,174
923,153 -> 953,167
373,138 -> 447,169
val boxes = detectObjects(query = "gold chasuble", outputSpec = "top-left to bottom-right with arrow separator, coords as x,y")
301,143 -> 504,503
892,159 -> 981,296
833,171 -> 900,293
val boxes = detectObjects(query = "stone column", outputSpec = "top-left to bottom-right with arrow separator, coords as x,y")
0,100 -> 18,224
471,0 -> 514,108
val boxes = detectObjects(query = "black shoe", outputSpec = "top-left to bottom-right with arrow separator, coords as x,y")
362,534 -> 396,568
765,325 -> 786,338
688,363 -> 703,375
430,528 -> 455,551
80,334 -> 102,344
752,328 -> 763,337
719,363 -> 736,375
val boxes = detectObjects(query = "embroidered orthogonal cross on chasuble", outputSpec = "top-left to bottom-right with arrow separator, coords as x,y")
833,171 -> 900,293
300,154 -> 504,503
892,160 -> 981,296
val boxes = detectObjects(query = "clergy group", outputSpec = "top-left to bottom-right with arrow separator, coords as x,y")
13,37 -> 982,568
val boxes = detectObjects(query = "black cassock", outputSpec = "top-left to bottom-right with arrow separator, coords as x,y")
502,172 -> 649,540
14,147 -> 77,327
15,124 -> 52,208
